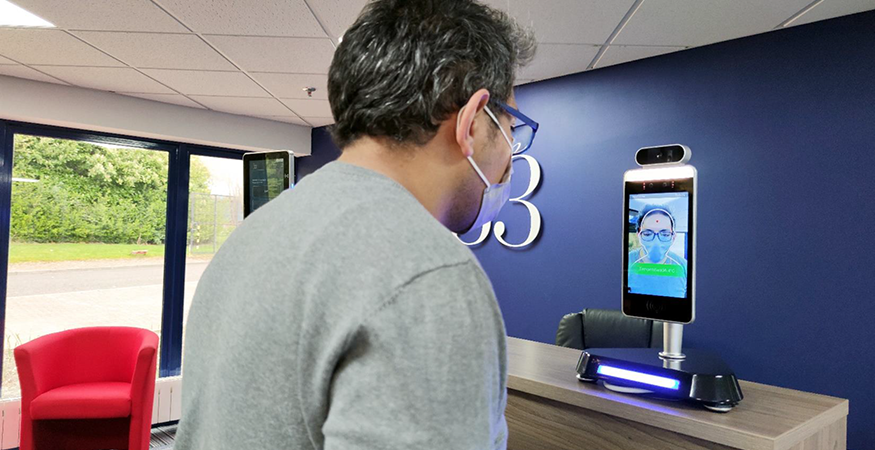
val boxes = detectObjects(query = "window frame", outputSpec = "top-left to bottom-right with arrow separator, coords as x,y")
0,119 -> 247,385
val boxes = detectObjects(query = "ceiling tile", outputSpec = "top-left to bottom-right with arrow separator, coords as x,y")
158,0 -> 325,37
251,73 -> 329,99
190,96 -> 292,116
308,0 -> 634,45
518,44 -> 600,80
206,36 -> 335,74
0,29 -> 124,66
141,69 -> 269,97
8,0 -> 188,32
120,93 -> 206,109
257,116 -> 310,126
0,55 -> 17,64
502,0 -> 636,44
595,45 -> 686,69
304,0 -> 369,39
72,32 -> 236,70
789,0 -> 875,27
304,117 -> 334,128
280,99 -> 332,118
33,66 -> 174,93
612,0 -> 813,47
0,65 -> 68,84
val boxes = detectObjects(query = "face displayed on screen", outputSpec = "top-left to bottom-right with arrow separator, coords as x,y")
627,193 -> 689,299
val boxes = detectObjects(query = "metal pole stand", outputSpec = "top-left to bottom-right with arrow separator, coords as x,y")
658,322 -> 686,360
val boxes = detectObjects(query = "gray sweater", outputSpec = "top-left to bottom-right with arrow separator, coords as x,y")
175,161 -> 508,449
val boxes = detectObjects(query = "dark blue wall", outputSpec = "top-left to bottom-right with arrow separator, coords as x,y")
308,12 -> 875,448
297,129 -> 341,183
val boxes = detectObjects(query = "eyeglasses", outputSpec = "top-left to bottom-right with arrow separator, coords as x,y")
639,229 -> 674,242
496,101 -> 539,154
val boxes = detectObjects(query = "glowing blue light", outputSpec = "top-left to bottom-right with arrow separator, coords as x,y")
597,365 -> 680,390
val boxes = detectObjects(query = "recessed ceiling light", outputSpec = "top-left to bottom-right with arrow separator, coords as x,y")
0,0 -> 55,28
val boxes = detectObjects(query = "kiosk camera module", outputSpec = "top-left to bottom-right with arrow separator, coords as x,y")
623,165 -> 696,324
243,151 -> 292,218
635,144 -> 691,166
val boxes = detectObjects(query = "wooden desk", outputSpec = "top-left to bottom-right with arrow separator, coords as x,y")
505,337 -> 848,450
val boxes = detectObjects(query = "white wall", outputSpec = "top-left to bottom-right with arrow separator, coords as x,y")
0,75 -> 311,155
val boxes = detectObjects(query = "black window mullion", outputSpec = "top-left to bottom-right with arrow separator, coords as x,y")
0,121 -> 13,396
159,144 -> 190,377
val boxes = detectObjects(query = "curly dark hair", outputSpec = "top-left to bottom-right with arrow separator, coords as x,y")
327,0 -> 536,149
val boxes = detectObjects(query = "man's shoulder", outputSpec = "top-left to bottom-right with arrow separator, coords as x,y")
338,197 -> 478,278
666,252 -> 687,268
301,166 -> 477,274
628,249 -> 644,264
211,161 -> 480,306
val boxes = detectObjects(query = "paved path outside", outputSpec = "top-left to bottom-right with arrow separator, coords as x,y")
4,261 -> 210,339
6,261 -> 209,297
9,257 -> 168,273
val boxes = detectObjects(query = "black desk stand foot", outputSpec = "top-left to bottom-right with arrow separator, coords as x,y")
576,323 -> 742,412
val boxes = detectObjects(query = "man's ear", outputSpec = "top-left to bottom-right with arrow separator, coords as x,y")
455,89 -> 491,158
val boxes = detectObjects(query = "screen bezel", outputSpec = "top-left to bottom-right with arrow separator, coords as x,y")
623,172 -> 695,324
243,151 -> 291,218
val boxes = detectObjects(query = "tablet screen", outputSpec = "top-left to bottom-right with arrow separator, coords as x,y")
244,152 -> 290,217
622,171 -> 695,323
626,192 -> 689,299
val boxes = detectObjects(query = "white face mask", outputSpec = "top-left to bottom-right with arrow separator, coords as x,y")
458,105 -> 515,233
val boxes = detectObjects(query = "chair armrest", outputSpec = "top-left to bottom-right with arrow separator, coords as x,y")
129,331 -> 159,416
14,332 -> 72,399
556,312 -> 584,350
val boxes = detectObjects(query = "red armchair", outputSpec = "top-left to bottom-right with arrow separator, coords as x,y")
14,327 -> 159,450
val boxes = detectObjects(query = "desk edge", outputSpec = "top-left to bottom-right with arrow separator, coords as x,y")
773,399 -> 849,450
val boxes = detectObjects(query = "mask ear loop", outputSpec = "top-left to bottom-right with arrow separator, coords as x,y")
484,105 -> 516,184
458,106 -> 493,188
637,232 -> 650,259
467,157 -> 492,187
483,105 -> 515,150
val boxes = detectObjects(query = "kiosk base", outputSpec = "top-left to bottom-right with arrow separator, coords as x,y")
576,347 -> 743,412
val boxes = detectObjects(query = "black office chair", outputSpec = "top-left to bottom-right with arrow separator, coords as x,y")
555,308 -> 663,350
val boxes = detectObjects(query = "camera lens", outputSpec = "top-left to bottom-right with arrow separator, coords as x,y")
647,148 -> 662,164
637,145 -> 687,166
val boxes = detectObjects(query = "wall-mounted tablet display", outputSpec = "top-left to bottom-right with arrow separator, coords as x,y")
243,151 -> 292,218
623,166 -> 696,324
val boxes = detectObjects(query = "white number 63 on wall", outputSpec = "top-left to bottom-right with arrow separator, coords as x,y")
456,154 -> 542,248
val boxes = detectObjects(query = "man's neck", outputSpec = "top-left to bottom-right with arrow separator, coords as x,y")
337,136 -> 458,226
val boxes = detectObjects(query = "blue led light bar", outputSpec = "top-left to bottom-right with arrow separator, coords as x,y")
597,365 -> 680,390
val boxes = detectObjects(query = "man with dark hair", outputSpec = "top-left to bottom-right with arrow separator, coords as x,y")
176,0 -> 536,448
